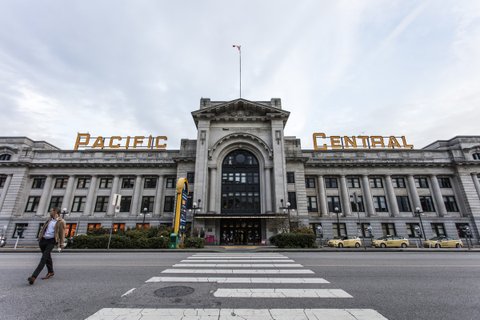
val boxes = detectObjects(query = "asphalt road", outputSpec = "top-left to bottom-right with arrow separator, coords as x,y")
0,251 -> 478,320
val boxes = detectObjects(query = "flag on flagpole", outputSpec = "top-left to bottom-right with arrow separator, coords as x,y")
232,44 -> 241,51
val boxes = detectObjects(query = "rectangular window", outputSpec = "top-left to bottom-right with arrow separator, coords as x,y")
87,223 -> 102,234
369,177 -> 383,188
187,172 -> 195,184
136,223 -> 150,230
347,177 -> 360,188
443,196 -> 459,212
415,177 -> 429,188
381,223 -> 397,236
420,196 -> 435,212
0,176 -> 6,188
438,177 -> 452,188
406,223 -> 420,238
32,177 -> 46,189
25,196 -> 41,212
120,196 -> 132,212
144,177 -> 157,189
357,223 -> 371,238
13,223 -> 28,238
305,176 -> 316,188
99,177 -> 113,189
94,196 -> 109,212
71,196 -> 86,212
166,176 -> 176,188
141,196 -> 155,213
286,172 -> 295,184
288,192 -> 297,209
64,223 -> 77,238
121,177 -> 135,189
332,223 -> 347,238
164,196 -> 175,212
325,177 -> 338,188
396,196 -> 411,212
392,177 -> 406,188
456,223 -> 470,238
431,223 -> 446,237
76,177 -> 91,189
112,223 -> 126,234
327,196 -> 341,212
307,196 -> 318,212
48,196 -> 63,211
350,195 -> 365,212
373,196 -> 388,212
54,177 -> 68,189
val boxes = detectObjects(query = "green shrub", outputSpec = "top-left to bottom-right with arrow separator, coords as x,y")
291,227 -> 314,234
269,233 -> 316,248
147,236 -> 169,249
109,235 -> 134,249
184,237 -> 205,248
125,229 -> 149,240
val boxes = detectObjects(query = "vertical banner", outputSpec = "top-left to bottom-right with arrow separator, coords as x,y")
174,178 -> 189,234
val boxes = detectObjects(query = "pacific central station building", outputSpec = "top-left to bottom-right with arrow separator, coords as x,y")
1,98 -> 480,245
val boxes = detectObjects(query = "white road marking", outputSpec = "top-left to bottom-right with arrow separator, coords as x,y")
191,256 -> 289,259
85,308 -> 388,320
146,277 -> 330,284
120,288 -> 136,297
183,259 -> 295,262
161,268 -> 315,274
214,288 -> 353,298
173,263 -> 304,268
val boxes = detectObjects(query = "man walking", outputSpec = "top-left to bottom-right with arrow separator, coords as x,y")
28,207 -> 66,285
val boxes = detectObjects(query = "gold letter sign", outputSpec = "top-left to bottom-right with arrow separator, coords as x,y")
74,133 -> 168,150
312,133 -> 413,151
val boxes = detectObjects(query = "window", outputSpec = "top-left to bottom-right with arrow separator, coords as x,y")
141,196 -> 155,213
32,177 -> 46,189
99,177 -> 113,189
120,196 -> 132,212
347,177 -> 360,188
443,196 -> 459,212
357,223 -> 371,238
77,177 -> 91,189
144,177 -> 157,189
332,223 -> 347,238
121,177 -> 135,189
288,192 -> 297,209
406,223 -> 420,238
415,177 -> 429,188
48,196 -> 63,211
164,196 -> 175,212
54,177 -> 68,189
369,177 -> 383,188
0,154 -> 12,161
456,223 -> 470,238
373,196 -> 388,212
71,196 -> 86,212
473,153 -> 480,160
136,223 -> 150,230
13,223 -> 28,238
166,176 -> 176,188
392,177 -> 406,188
0,176 -> 6,188
305,176 -> 316,188
112,223 -> 126,234
350,195 -> 365,212
381,223 -> 397,236
25,196 -> 41,212
187,172 -> 195,184
420,196 -> 435,212
64,223 -> 77,238
325,177 -> 338,188
87,223 -> 102,234
94,196 -> 109,212
327,196 -> 341,212
286,172 -> 295,184
431,223 -> 446,237
438,177 -> 452,188
307,196 -> 318,212
396,196 -> 411,212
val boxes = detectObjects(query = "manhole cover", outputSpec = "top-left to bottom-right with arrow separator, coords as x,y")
154,286 -> 195,298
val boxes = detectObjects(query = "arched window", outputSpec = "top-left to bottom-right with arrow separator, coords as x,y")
0,154 -> 11,161
473,153 -> 480,160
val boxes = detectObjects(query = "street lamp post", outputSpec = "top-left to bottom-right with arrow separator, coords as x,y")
61,208 -> 69,219
139,207 -> 150,229
280,199 -> 291,231
191,199 -> 201,237
415,207 -> 426,241
334,206 -> 341,238
353,192 -> 366,249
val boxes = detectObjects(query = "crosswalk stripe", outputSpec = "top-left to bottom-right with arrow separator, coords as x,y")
182,259 -> 295,262
146,277 -> 330,283
214,288 -> 353,298
161,268 -> 315,274
172,263 -> 304,268
85,308 -> 389,320
191,256 -> 288,259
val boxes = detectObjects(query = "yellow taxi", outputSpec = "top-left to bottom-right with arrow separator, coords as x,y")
327,236 -> 362,248
372,235 -> 409,248
424,236 -> 463,248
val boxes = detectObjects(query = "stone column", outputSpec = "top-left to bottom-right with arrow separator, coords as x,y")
361,175 -> 375,217
317,175 -> 328,216
61,176 -> 76,212
407,175 -> 421,211
0,175 -> 13,212
84,175 -> 98,215
385,175 -> 399,217
472,173 -> 480,199
340,175 -> 351,216
154,176 -> 164,217
36,175 -> 53,216
131,176 -> 143,216
107,175 -> 120,215
430,175 -> 447,217
265,167 -> 272,212
209,168 -> 217,212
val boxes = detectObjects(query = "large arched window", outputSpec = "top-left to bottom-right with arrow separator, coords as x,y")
221,149 -> 260,214
0,154 -> 11,161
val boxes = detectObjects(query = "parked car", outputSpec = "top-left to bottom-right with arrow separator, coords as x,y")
327,236 -> 362,248
372,235 -> 409,248
424,236 -> 463,248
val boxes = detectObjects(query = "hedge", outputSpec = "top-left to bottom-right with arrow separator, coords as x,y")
269,233 -> 316,248
184,237 -> 205,248
68,234 -> 169,249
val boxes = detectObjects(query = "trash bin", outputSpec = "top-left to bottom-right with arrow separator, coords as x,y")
169,233 -> 178,249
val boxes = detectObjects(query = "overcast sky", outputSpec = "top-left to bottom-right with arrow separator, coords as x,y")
0,0 -> 479,150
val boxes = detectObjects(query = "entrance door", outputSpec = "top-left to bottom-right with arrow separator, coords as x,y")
220,219 -> 261,245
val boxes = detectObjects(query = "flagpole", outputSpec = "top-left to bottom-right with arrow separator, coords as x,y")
233,45 -> 242,98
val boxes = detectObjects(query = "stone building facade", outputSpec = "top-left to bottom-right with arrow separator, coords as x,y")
1,98 -> 479,245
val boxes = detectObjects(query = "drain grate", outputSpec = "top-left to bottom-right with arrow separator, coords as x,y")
154,286 -> 195,298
